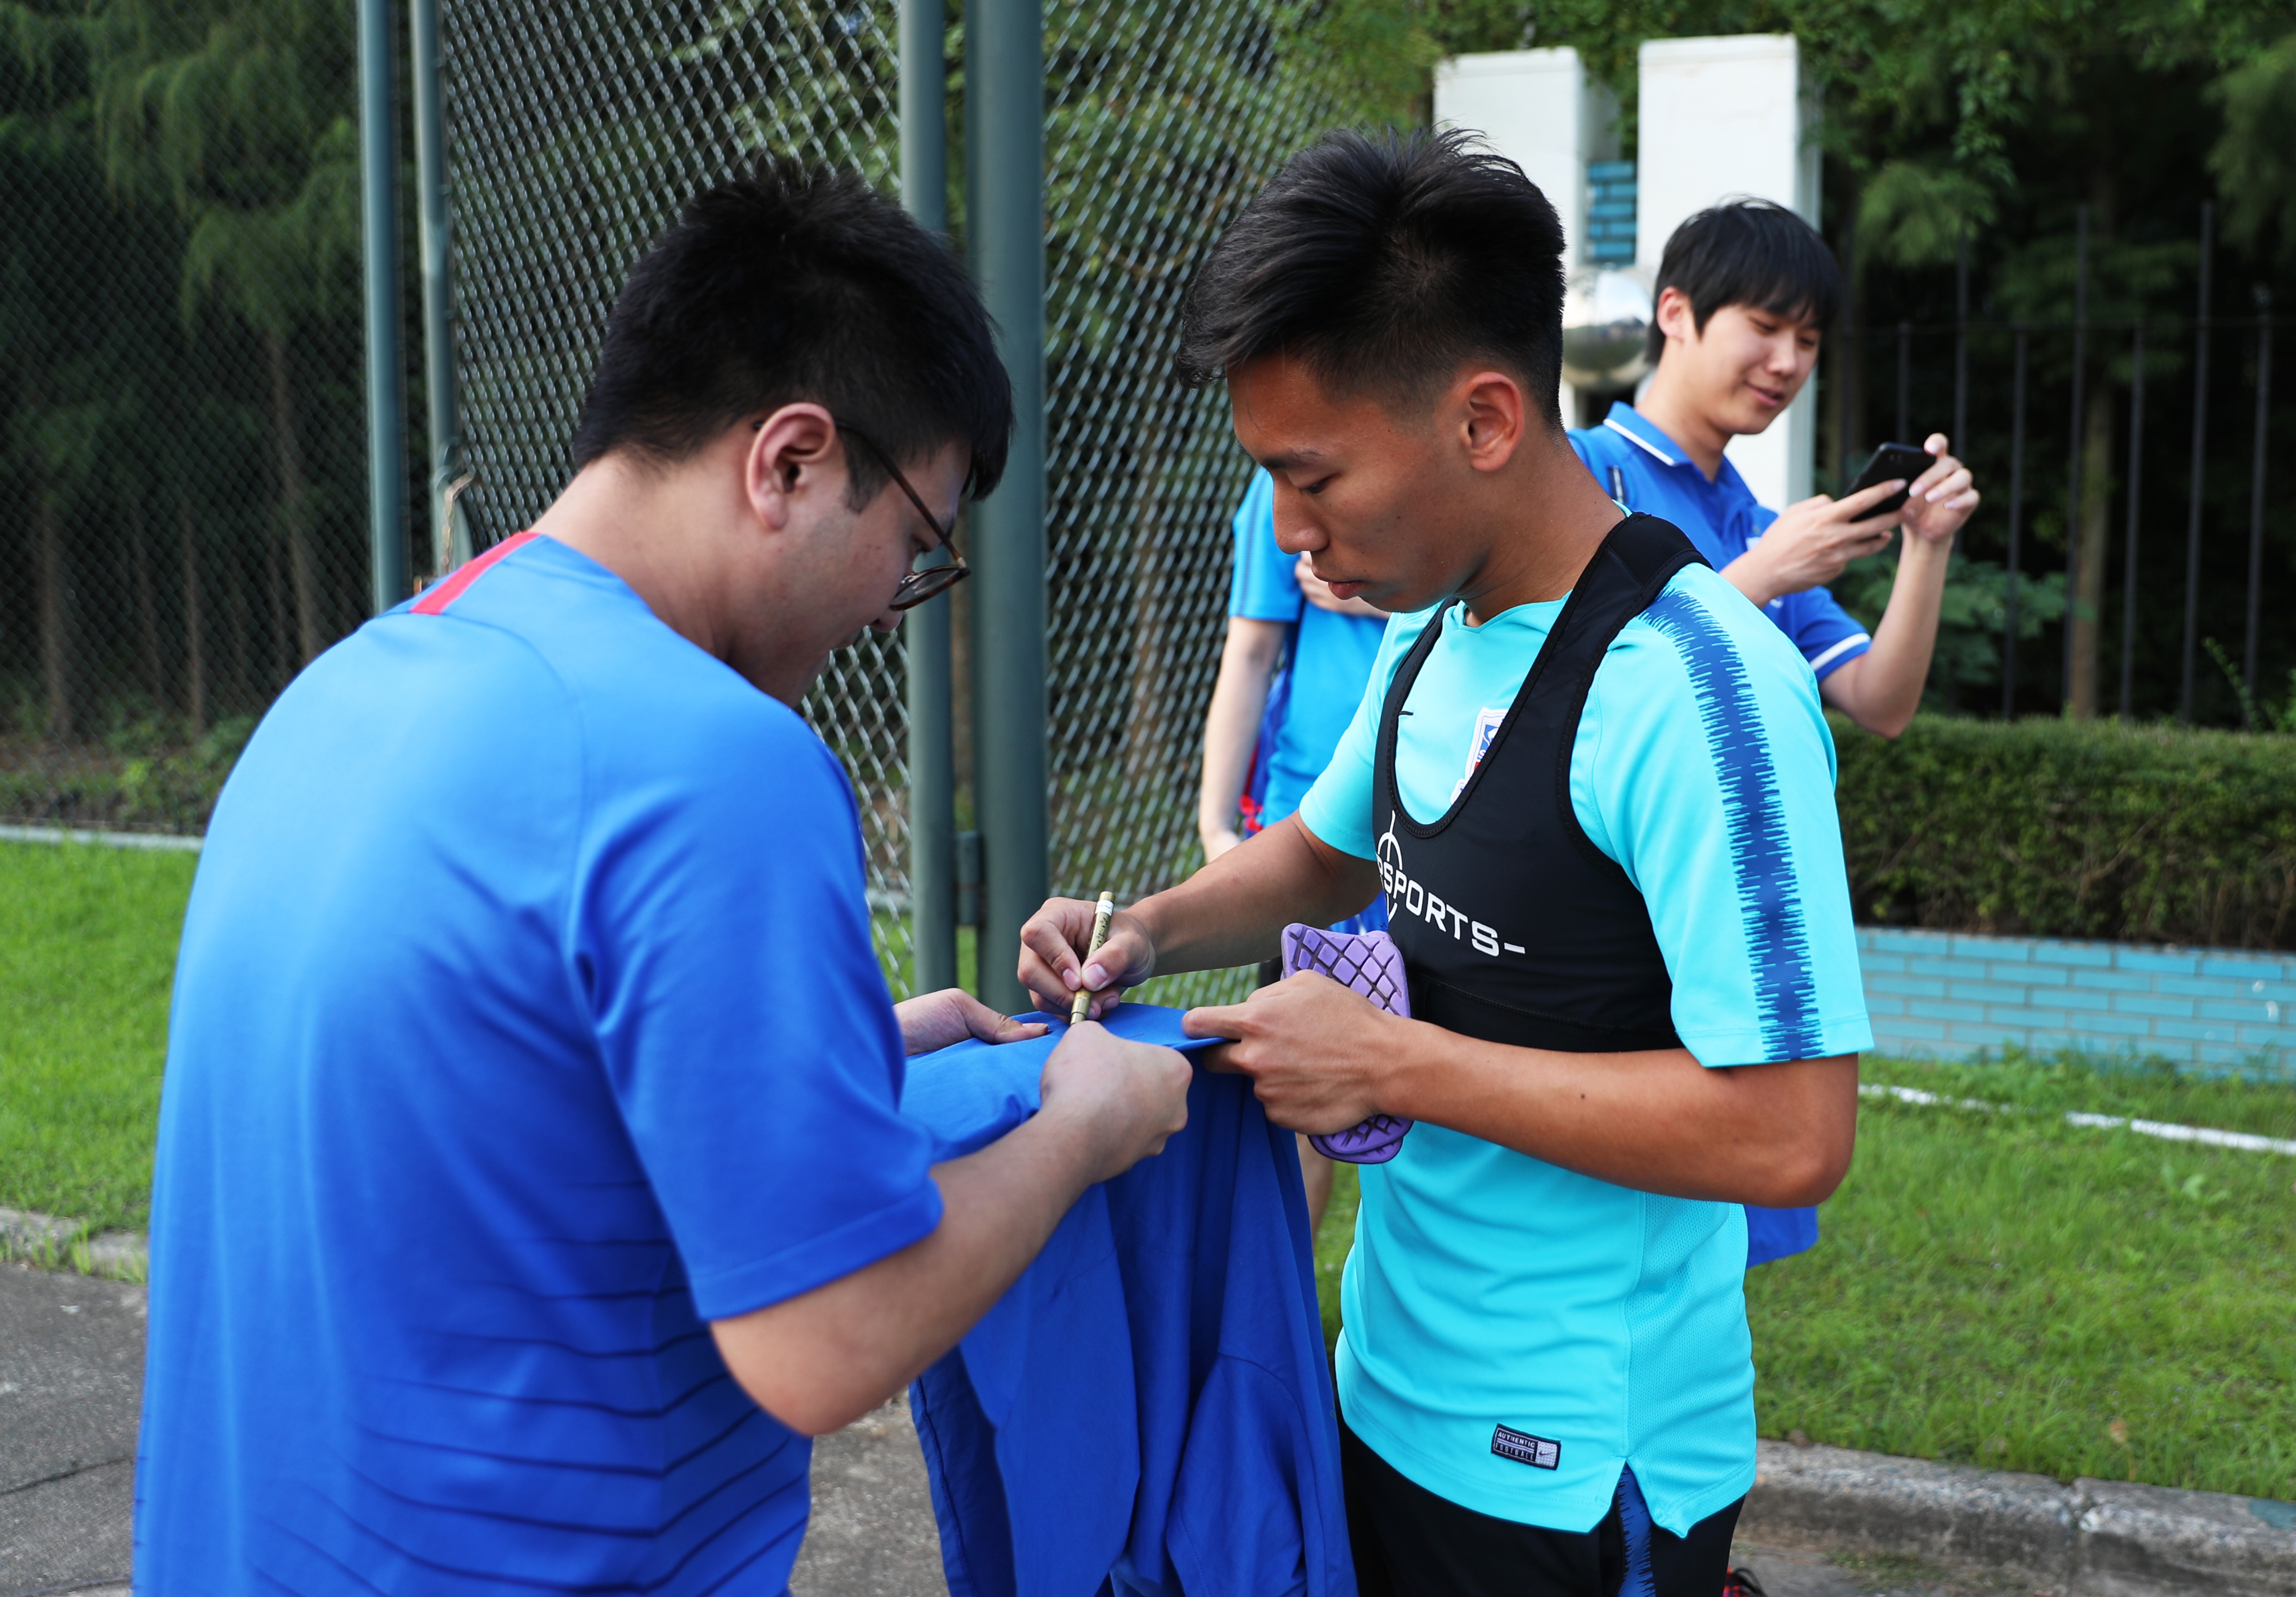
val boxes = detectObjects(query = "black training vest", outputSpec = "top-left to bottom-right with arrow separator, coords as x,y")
1374,514 -> 1706,1052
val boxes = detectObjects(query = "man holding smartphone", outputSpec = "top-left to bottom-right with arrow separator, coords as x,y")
1571,201 -> 1980,743
1571,203 -> 1977,1270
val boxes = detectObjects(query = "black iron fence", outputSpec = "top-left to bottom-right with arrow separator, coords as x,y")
1830,206 -> 2290,730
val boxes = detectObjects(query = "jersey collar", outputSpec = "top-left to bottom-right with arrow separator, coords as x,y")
1603,401 -> 1761,502
1600,401 -> 1688,469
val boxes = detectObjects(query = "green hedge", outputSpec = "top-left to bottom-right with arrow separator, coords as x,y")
1833,715 -> 2296,951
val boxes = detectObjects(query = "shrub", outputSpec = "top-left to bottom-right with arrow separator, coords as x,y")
1833,714 -> 2296,950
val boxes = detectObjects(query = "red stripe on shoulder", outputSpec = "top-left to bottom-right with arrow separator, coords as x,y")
411,530 -> 541,615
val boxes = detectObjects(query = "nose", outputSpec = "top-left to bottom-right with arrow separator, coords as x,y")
1269,493 -> 1326,556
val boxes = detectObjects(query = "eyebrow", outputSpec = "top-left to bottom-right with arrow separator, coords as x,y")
1255,446 -> 1331,471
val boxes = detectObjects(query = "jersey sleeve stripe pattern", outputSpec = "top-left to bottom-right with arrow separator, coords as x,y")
411,530 -> 539,615
1639,590 -> 1824,1061
1804,632 -> 1872,673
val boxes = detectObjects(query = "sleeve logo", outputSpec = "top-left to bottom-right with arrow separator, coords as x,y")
1491,1424 -> 1561,1469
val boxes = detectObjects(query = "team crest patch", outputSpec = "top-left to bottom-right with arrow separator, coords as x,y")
1491,1424 -> 1561,1469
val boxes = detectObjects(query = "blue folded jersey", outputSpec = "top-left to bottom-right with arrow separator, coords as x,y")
1743,1204 -> 1820,1267
902,1005 -> 1356,1597
902,1004 -> 1225,1158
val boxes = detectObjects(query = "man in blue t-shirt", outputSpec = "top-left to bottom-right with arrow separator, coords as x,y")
1569,202 -> 1978,1267
1199,466 -> 1389,1228
1022,132 -> 1868,1597
135,159 -> 1193,1597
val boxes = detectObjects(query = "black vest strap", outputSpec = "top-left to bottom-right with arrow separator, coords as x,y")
1372,515 -> 1705,1053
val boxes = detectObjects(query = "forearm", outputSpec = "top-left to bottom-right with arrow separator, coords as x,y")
1197,622 -> 1281,845
1824,538 -> 1951,737
1376,1017 -> 1858,1206
1719,548 -> 1786,609
712,1106 -> 1104,1434
1141,815 -> 1379,976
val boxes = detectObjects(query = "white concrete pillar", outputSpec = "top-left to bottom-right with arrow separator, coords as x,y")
1636,34 -> 1822,507
1434,48 -> 1606,423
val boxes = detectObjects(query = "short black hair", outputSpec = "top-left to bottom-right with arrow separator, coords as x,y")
1649,199 -> 1842,363
1177,128 -> 1569,428
571,155 -> 1010,504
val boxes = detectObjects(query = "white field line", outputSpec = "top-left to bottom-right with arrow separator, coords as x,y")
1859,1082 -> 2296,1157
0,823 -> 201,852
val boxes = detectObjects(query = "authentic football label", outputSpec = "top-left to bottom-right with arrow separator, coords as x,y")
1491,1424 -> 1561,1470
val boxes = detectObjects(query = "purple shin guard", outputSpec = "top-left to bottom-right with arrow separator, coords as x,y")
1280,923 -> 1415,1165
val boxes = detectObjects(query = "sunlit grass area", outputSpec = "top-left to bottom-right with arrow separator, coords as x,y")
1312,1051 -> 2296,1501
11,833 -> 2290,1498
0,842 -> 194,1231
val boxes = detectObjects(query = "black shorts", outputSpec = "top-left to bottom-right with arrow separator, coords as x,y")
1341,1421 -> 1743,1597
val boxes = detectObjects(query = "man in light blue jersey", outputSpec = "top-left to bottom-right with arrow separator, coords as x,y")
1020,131 -> 1868,1597
1571,201 -> 1978,1266
136,159 -> 1192,1597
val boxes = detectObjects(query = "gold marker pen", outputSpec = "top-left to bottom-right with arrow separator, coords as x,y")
1071,891 -> 1115,1024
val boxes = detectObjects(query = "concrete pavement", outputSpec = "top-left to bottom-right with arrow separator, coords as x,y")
0,1256 -> 2092,1597
0,1262 -> 140,1597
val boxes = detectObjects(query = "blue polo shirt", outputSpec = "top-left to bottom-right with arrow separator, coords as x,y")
138,532 -> 944,1596
1296,562 -> 1871,1536
1569,403 -> 1872,681
1228,470 -> 1387,828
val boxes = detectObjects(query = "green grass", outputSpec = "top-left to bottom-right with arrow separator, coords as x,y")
0,841 -> 195,1232
8,839 -> 2290,1496
1311,1052 -> 2296,1501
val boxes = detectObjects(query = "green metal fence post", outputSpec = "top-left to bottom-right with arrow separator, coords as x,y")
965,0 -> 1047,1013
409,0 -> 471,577
902,0 -> 959,994
358,0 -> 409,613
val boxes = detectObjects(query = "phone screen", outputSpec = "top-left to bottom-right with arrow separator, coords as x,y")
1845,443 -> 1933,517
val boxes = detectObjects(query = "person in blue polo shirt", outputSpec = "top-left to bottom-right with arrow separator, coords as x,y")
1570,201 -> 1978,1267
134,159 -> 1194,1597
1022,131 -> 1869,1597
1199,468 -> 1390,1229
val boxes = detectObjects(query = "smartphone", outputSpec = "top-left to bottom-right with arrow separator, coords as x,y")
1844,442 -> 1934,517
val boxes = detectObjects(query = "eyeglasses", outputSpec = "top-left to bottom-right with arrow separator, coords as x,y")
750,415 -> 972,609
834,418 -> 970,610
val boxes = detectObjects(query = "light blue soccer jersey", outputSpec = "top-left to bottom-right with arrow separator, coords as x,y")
1296,560 -> 1872,1536
1569,403 -> 1872,681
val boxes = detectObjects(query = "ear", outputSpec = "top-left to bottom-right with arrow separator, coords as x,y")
1454,369 -> 1528,475
1654,285 -> 1699,346
744,403 -> 840,532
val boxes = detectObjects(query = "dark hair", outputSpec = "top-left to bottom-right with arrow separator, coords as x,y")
570,155 -> 1010,504
1177,128 -> 1569,427
1648,199 -> 1841,363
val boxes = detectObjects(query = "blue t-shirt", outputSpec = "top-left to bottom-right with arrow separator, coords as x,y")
136,533 -> 945,1597
1569,403 -> 1873,681
1296,562 -> 1872,1537
1227,470 -> 1387,827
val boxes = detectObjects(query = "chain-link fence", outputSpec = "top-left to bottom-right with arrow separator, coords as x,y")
436,0 -> 1345,1000
1,4 -> 385,834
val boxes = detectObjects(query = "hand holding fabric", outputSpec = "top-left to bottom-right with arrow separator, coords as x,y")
895,988 -> 1049,1055
1036,1021 -> 1196,1180
1182,972 -> 1401,1137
